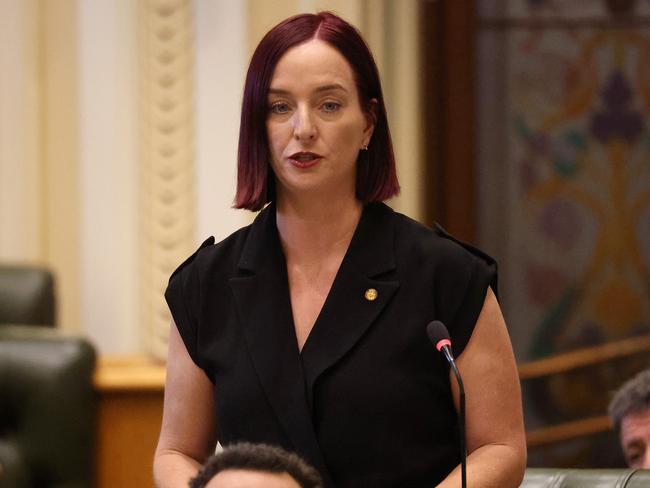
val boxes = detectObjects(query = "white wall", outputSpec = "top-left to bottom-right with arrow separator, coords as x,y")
78,0 -> 139,353
0,0 -> 42,262
195,0 -> 252,242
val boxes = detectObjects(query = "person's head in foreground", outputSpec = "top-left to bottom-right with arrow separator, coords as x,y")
234,10 -> 399,211
189,443 -> 324,488
609,369 -> 650,468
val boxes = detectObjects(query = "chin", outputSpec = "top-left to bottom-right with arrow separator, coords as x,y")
278,179 -> 340,198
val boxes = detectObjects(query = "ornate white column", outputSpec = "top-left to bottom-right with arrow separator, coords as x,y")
139,0 -> 197,359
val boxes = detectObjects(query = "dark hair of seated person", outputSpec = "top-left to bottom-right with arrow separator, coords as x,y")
189,443 -> 324,488
608,368 -> 650,433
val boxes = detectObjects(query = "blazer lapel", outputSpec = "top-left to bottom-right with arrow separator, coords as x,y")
300,203 -> 400,400
228,205 -> 332,482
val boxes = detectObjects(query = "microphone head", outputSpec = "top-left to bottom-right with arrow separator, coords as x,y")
426,320 -> 452,352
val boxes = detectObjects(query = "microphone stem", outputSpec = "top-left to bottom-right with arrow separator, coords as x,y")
444,348 -> 467,488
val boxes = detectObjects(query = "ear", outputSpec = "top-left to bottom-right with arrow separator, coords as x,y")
363,98 -> 378,145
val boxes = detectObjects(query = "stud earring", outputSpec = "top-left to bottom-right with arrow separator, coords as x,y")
361,143 -> 369,151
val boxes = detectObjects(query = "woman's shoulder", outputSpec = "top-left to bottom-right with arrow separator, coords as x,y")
388,207 -> 496,273
387,207 -> 499,351
168,222 -> 254,285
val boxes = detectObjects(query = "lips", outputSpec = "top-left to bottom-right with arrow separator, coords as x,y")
288,151 -> 323,168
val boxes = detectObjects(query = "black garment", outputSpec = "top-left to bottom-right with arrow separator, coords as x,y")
165,202 -> 497,487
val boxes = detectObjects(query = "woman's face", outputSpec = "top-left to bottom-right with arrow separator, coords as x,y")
266,39 -> 374,200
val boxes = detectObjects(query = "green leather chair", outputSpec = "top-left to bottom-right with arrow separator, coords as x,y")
0,325 -> 96,487
521,468 -> 650,487
1,265 -> 96,486
0,266 -> 55,327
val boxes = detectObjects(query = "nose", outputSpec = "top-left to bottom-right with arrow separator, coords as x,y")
293,105 -> 316,142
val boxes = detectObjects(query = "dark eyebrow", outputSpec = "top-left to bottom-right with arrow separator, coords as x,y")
314,83 -> 348,94
268,83 -> 348,96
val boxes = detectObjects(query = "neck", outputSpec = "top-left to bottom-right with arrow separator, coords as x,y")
275,191 -> 362,264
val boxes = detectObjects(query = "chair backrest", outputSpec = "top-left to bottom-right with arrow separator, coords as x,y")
0,265 -> 55,326
521,468 -> 650,487
0,325 -> 96,487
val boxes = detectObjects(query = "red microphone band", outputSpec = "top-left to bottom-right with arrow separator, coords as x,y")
435,339 -> 451,352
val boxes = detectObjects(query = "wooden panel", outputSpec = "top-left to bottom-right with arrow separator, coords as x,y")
94,355 -> 165,488
526,415 -> 611,448
96,391 -> 163,488
419,0 -> 478,242
440,0 -> 477,242
419,0 -> 443,229
519,334 -> 650,380
95,355 -> 166,391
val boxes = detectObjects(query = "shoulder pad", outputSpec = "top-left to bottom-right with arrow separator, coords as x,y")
434,224 -> 495,266
168,236 -> 215,282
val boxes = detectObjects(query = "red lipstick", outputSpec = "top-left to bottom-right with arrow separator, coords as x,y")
288,151 -> 322,169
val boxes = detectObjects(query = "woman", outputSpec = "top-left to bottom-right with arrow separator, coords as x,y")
154,12 -> 526,488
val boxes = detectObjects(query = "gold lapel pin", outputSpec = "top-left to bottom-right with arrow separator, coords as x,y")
364,288 -> 378,301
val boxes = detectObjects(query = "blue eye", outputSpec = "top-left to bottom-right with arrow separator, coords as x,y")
270,102 -> 290,114
322,101 -> 341,112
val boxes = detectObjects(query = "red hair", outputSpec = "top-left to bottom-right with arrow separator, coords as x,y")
234,11 -> 399,210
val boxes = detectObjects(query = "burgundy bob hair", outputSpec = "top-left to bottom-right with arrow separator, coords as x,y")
234,11 -> 399,211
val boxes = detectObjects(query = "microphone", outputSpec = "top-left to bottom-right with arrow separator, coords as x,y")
427,320 -> 467,488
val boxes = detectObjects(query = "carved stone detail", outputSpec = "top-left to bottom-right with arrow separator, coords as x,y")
139,0 -> 195,359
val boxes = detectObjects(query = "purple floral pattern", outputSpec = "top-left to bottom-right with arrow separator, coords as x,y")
591,70 -> 645,145
486,26 -> 650,360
